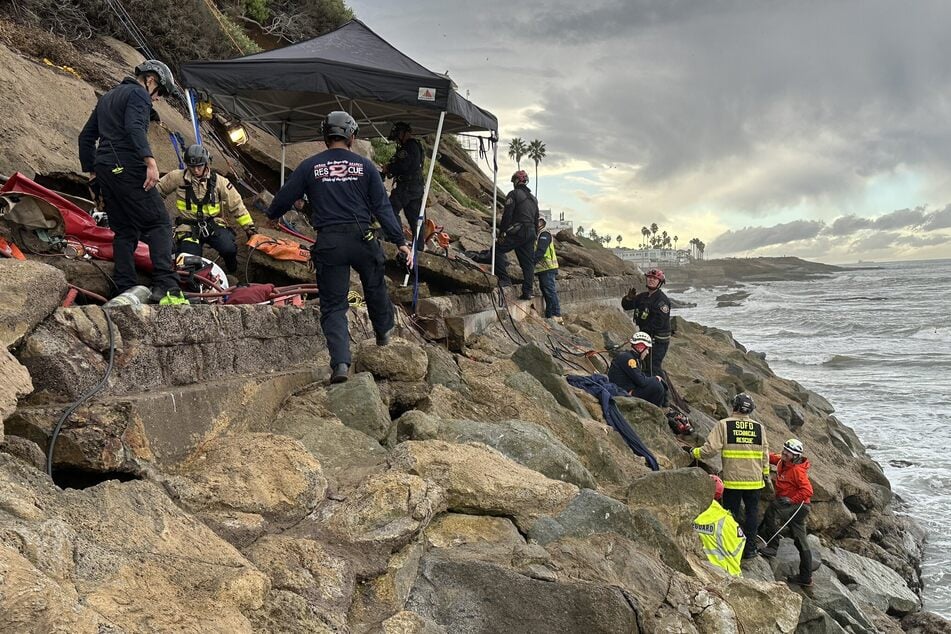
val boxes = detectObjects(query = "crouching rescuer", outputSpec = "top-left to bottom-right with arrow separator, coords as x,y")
158,144 -> 257,273
607,332 -> 667,407
694,474 -> 746,576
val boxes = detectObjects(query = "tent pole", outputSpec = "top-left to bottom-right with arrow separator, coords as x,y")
403,110 -> 446,289
280,121 -> 287,187
490,134 -> 499,275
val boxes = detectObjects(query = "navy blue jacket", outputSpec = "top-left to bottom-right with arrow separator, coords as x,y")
267,148 -> 407,245
608,350 -> 654,393
386,138 -> 423,185
78,78 -> 154,172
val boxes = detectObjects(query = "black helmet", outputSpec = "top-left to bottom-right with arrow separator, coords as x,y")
387,121 -> 412,141
732,392 -> 755,414
134,59 -> 177,98
323,111 -> 359,140
184,144 -> 210,167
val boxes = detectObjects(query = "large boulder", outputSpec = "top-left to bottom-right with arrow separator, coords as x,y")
263,413 -> 388,492
320,471 -> 445,547
327,372 -> 393,441
528,489 -> 692,575
390,440 -> 578,531
161,432 -> 326,532
626,467 -> 714,533
245,535 -> 355,630
764,534 -> 823,582
0,350 -> 31,431
0,455 -> 268,632
792,567 -> 876,634
406,554 -> 640,633
354,338 -> 429,382
0,260 -> 67,347
616,397 -> 694,466
511,343 -> 588,418
395,413 -> 596,489
821,546 -> 920,615
719,576 -> 802,633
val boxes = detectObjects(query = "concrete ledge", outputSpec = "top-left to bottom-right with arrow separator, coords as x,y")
7,368 -> 319,472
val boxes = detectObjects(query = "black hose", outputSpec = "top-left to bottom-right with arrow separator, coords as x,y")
46,308 -> 116,478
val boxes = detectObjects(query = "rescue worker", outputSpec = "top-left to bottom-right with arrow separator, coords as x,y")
533,217 -> 561,321
265,111 -> 413,384
758,438 -> 814,587
496,170 -> 539,299
78,60 -> 182,304
382,121 -> 425,251
607,332 -> 667,407
157,144 -> 257,273
621,268 -> 671,375
689,392 -> 769,560
693,474 -> 746,576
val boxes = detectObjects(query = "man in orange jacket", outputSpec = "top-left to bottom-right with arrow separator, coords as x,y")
757,438 -> 814,586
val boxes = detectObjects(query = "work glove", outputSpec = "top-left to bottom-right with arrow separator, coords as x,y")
245,225 -> 258,239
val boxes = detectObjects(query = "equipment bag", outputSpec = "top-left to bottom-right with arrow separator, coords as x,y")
246,234 -> 310,263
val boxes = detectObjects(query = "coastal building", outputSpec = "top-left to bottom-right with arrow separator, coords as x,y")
539,209 -> 573,233
613,247 -> 691,268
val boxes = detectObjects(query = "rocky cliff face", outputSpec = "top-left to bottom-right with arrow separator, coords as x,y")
0,21 -> 947,634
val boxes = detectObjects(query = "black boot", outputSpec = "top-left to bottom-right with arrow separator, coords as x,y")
375,328 -> 392,346
330,363 -> 350,384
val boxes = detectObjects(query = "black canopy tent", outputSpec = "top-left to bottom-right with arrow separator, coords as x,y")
180,19 -> 502,277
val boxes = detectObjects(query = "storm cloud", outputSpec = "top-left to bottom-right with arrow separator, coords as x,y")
708,220 -> 825,254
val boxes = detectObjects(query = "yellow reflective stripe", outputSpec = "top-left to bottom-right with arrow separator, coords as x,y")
177,199 -> 222,216
763,467 -> 771,475
722,450 -> 763,459
723,480 -> 765,490
235,212 -> 253,227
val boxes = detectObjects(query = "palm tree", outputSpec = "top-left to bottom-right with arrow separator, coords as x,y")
673,235 -> 679,251
640,226 -> 650,248
508,138 -> 527,170
698,240 -> 706,260
527,139 -> 546,198
576,225 -> 585,237
688,238 -> 697,258
616,234 -> 623,248
662,231 -> 671,249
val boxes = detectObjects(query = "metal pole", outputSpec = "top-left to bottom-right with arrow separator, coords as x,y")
280,121 -> 287,186
490,133 -> 499,275
186,89 -> 201,145
403,110 -> 446,287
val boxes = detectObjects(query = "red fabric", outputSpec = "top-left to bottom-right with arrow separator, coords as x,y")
224,284 -> 275,304
0,172 -> 152,270
770,453 -> 813,504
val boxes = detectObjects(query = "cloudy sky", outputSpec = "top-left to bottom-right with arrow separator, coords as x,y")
348,0 -> 951,262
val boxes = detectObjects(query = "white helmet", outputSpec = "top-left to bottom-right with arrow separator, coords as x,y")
630,331 -> 653,348
783,438 -> 804,456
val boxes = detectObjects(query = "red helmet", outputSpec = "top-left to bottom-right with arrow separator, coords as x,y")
710,474 -> 724,501
646,268 -> 666,284
511,170 -> 529,185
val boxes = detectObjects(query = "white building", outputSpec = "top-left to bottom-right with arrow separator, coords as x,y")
539,209 -> 573,233
613,247 -> 691,268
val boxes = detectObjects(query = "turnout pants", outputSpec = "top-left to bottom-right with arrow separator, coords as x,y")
537,269 -> 561,317
722,488 -> 760,558
759,501 -> 813,580
311,225 -> 394,368
495,230 -> 536,298
176,221 -> 238,273
390,184 -> 424,251
95,164 -> 177,293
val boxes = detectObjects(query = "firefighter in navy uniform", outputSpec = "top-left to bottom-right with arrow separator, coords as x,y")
496,170 -> 540,300
622,268 -> 672,374
78,60 -> 181,303
157,144 -> 257,273
690,393 -> 770,560
382,121 -> 425,250
266,111 -> 414,384
607,332 -> 667,407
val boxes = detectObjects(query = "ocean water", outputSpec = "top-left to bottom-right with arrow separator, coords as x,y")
671,258 -> 951,617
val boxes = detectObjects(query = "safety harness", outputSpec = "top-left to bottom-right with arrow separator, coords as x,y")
177,171 -> 219,240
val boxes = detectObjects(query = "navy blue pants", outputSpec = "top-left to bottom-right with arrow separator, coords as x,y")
495,231 -> 535,298
95,164 -> 177,293
177,222 -> 238,272
648,338 -> 669,375
722,488 -> 761,557
390,185 -> 424,251
312,226 -> 394,367
537,269 -> 561,317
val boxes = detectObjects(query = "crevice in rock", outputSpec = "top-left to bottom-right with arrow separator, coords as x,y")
52,465 -> 140,490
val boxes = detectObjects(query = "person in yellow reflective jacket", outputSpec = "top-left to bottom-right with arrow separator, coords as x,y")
157,144 -> 256,273
689,392 -> 769,560
533,217 -> 561,321
694,474 -> 746,576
